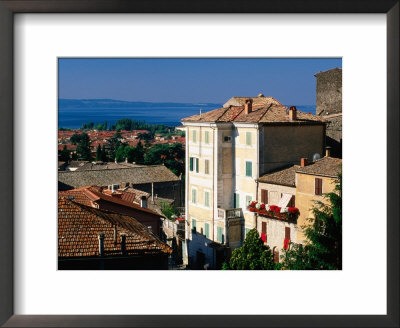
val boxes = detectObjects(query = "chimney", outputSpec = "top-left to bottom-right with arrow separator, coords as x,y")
300,158 -> 308,167
120,233 -> 126,255
98,233 -> 105,256
244,98 -> 253,115
289,106 -> 297,121
140,195 -> 147,208
325,146 -> 332,157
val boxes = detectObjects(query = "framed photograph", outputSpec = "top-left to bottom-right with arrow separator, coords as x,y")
1,1 -> 398,327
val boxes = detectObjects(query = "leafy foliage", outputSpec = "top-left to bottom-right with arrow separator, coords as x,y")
228,229 -> 274,270
75,133 -> 92,161
58,145 -> 70,162
159,200 -> 178,220
144,143 -> 184,176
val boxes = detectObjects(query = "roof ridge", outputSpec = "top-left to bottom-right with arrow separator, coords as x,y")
258,103 -> 274,122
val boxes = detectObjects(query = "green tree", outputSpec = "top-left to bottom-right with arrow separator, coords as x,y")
107,132 -> 122,161
281,174 -> 342,270
59,145 -> 70,162
95,144 -> 102,161
115,144 -> 127,162
101,144 -> 108,162
228,229 -> 274,270
76,133 -> 92,160
134,141 -> 145,164
159,200 -> 178,220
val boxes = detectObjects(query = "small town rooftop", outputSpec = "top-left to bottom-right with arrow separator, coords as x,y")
58,197 -> 172,258
181,95 -> 325,124
58,165 -> 180,190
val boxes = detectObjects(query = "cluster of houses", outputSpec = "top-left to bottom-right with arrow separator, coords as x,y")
57,67 -> 342,270
58,128 -> 185,158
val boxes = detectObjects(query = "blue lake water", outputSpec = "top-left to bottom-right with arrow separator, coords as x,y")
58,102 -> 316,129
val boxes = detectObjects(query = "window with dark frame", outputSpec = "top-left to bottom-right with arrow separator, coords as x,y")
261,189 -> 268,204
285,226 -> 291,240
288,195 -> 296,207
262,222 -> 267,234
315,178 -> 323,195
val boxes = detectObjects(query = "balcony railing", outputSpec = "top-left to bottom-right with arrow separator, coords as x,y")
218,208 -> 242,220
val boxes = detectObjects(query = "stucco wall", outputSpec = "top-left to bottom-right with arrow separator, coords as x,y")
257,216 -> 297,260
295,172 -> 337,242
261,125 -> 325,175
258,182 -> 296,206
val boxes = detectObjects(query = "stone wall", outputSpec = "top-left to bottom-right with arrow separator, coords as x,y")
315,68 -> 342,116
315,68 -> 342,158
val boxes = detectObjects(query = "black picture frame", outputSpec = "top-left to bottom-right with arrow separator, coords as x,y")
0,1 -> 398,327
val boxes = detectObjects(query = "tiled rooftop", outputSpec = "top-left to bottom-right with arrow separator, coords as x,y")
59,186 -> 163,217
58,165 -> 180,190
181,97 -> 325,124
58,197 -> 172,258
295,157 -> 342,177
258,165 -> 300,187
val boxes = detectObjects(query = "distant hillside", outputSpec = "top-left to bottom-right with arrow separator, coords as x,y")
58,99 -> 222,109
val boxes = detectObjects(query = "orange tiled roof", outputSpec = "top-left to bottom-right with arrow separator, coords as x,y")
295,157 -> 342,177
182,98 -> 325,124
59,186 -> 163,218
58,197 -> 172,258
258,165 -> 300,187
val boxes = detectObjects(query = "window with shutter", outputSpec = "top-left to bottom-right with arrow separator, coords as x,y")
192,189 -> 197,204
274,249 -> 279,263
261,189 -> 268,203
262,222 -> 267,234
205,223 -> 210,238
205,159 -> 210,174
217,227 -> 223,243
192,218 -> 197,233
246,132 -> 251,146
285,227 -> 291,239
189,157 -> 193,171
246,195 -> 252,207
205,131 -> 209,144
288,195 -> 296,207
245,161 -> 252,177
192,130 -> 197,143
196,158 -> 199,173
315,178 -> 323,195
204,191 -> 210,207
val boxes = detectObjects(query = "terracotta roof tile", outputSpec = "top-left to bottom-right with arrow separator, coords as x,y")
182,97 -> 325,125
258,165 -> 300,187
58,197 -> 172,258
295,157 -> 342,177
58,165 -> 180,190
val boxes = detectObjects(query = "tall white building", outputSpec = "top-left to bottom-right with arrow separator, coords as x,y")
181,95 -> 325,269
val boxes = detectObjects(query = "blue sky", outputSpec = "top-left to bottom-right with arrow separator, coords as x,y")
58,58 -> 341,105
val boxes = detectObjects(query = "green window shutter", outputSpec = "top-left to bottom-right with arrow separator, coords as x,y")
193,130 -> 197,142
192,189 -> 197,203
205,223 -> 210,238
246,195 -> 252,207
196,158 -> 199,173
205,131 -> 209,144
246,132 -> 251,146
192,218 -> 197,232
189,157 -> 193,171
205,160 -> 209,174
205,191 -> 210,207
245,161 -> 252,177
217,227 -> 223,243
234,193 -> 240,208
